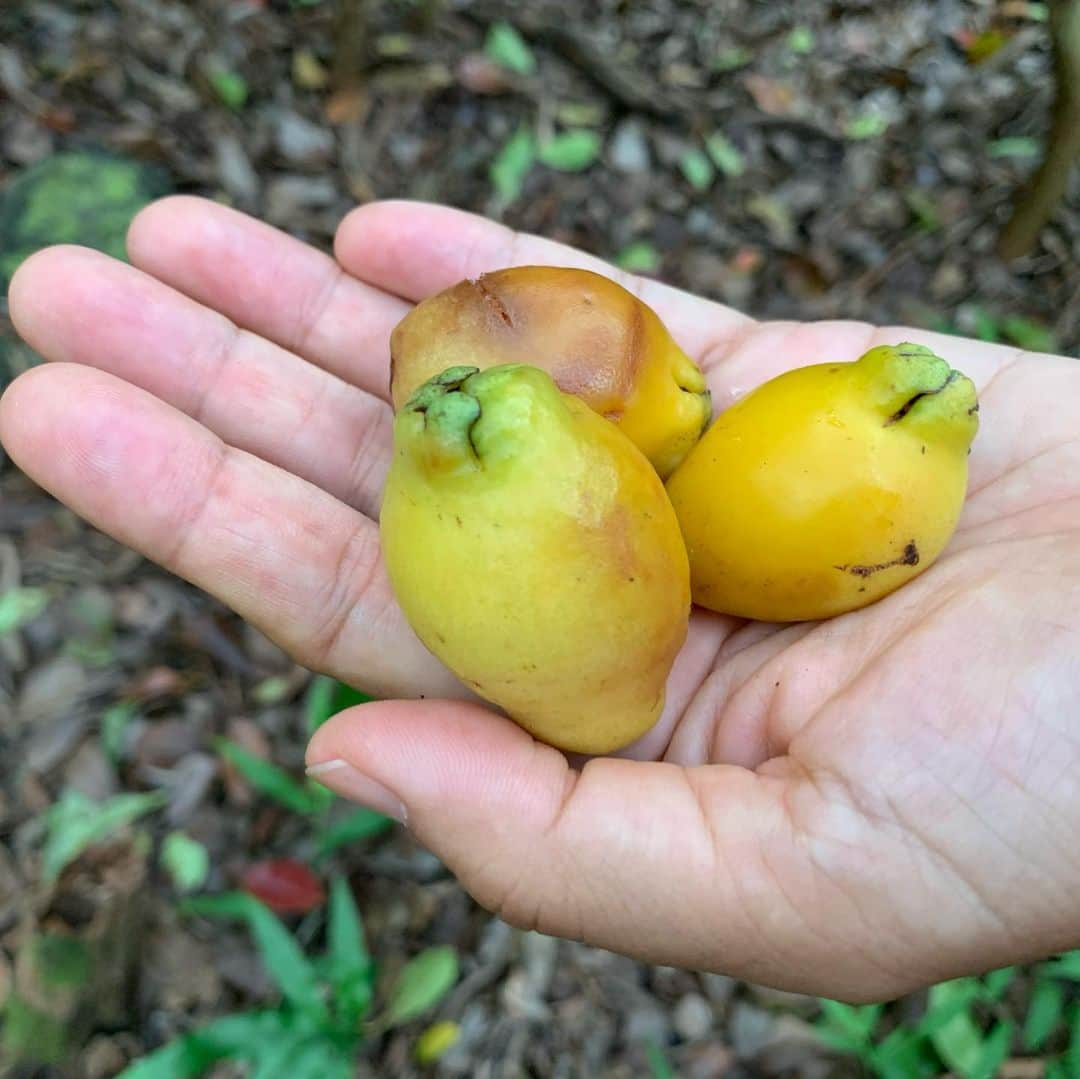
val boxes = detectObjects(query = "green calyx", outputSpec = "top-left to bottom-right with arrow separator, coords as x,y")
859,343 -> 979,450
397,363 -> 567,476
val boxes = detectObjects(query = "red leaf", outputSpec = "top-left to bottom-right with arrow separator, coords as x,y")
241,859 -> 326,914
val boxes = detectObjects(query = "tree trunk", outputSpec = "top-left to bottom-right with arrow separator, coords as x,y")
997,0 -> 1080,259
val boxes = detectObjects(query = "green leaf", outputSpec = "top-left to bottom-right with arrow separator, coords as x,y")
273,1038 -> 355,1079
1001,315 -> 1058,354
1039,950 -> 1080,981
787,26 -> 816,54
304,676 -> 372,736
987,137 -> 1041,159
970,1020 -> 1014,1079
870,1026 -> 939,1079
214,738 -> 320,814
643,1038 -> 676,1078
845,112 -> 891,140
325,875 -> 373,1021
0,586 -> 49,635
920,978 -> 982,1036
315,807 -> 394,859
31,932 -> 92,987
615,241 -> 661,274
42,789 -> 166,880
161,831 -> 211,893
982,965 -> 1016,1000
816,999 -> 882,1046
484,21 -> 535,76
2,995 -> 71,1065
115,1010 -> 300,1079
926,980 -> 985,1076
383,946 -> 459,1027
490,126 -> 536,206
182,894 -> 327,1021
705,132 -> 745,177
1024,977 -> 1064,1051
100,701 -> 137,763
252,675 -> 295,706
713,46 -> 753,72
971,306 -> 1001,343
905,189 -> 941,232
679,148 -> 715,192
207,68 -> 248,110
537,130 -> 602,172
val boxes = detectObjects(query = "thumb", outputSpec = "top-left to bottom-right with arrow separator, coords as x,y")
305,699 -> 888,998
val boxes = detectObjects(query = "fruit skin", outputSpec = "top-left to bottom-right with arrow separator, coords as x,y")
380,363 -> 691,755
665,343 -> 980,622
389,266 -> 711,478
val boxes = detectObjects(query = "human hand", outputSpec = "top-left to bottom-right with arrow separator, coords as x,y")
3,196 -> 1078,1002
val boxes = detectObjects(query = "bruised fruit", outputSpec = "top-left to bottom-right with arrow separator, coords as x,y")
380,363 -> 691,754
665,343 -> 979,622
389,266 -> 711,478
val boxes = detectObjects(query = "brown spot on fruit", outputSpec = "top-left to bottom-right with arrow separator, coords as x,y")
836,540 -> 920,578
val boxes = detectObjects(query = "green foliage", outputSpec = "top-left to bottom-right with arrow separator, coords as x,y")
100,701 -> 138,763
933,306 -> 1059,354
712,45 -> 753,72
0,586 -> 49,636
537,130 -> 602,172
314,807 -> 394,859
212,679 -> 392,855
987,136 -> 1041,159
490,125 -> 536,206
118,882 -> 458,1078
214,737 -> 329,815
206,67 -> 248,110
705,132 -> 746,177
679,147 -> 715,192
382,946 -> 459,1027
787,26 -> 816,54
304,675 -> 373,736
2,996 -> 71,1066
0,151 -> 171,294
643,1039 -> 676,1078
161,832 -> 211,893
816,954 -> 1080,1077
615,241 -> 661,274
845,112 -> 891,140
484,21 -> 536,76
41,789 -> 165,880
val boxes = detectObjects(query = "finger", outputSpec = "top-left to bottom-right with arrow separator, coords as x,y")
0,364 -> 463,700
126,195 -> 408,400
333,199 -> 756,363
305,698 -> 920,1000
8,246 -> 392,518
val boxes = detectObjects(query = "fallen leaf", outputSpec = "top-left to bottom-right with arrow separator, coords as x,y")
743,74 -> 797,116
241,858 -> 325,915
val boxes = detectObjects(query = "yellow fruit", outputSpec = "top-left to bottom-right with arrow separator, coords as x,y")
665,343 -> 979,622
389,266 -> 711,478
380,363 -> 691,754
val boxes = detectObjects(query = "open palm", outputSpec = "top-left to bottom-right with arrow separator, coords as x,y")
3,197 -> 1078,1001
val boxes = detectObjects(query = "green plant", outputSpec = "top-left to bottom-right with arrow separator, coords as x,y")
215,675 -> 393,859
41,790 -> 166,881
115,880 -> 459,1077
815,953 -> 1080,1077
0,151 -> 171,295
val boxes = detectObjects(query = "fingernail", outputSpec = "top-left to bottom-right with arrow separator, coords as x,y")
306,759 -> 407,825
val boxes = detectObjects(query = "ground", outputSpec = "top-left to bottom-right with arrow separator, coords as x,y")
1,1 -> 1077,1077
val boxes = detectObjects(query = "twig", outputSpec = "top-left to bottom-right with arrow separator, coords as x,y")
461,2 -> 692,120
997,0 -> 1080,259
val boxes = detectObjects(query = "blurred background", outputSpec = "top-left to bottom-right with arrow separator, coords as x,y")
1,1 -> 1078,1077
